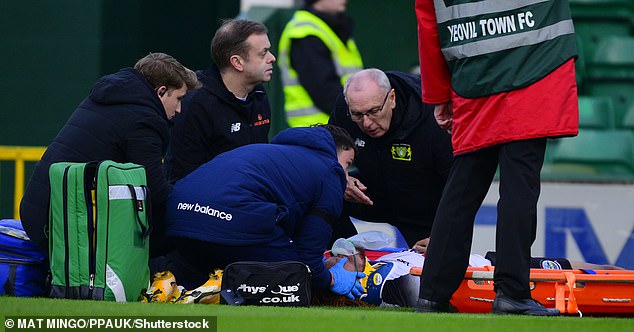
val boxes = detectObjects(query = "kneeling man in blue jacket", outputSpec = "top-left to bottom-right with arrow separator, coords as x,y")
161,124 -> 365,299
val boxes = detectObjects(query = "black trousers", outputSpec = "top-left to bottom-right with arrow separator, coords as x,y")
419,138 -> 546,301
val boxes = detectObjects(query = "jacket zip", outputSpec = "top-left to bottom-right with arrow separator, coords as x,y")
86,163 -> 98,297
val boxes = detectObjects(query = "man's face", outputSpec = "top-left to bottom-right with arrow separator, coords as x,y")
337,147 -> 355,180
347,86 -> 395,138
314,0 -> 348,14
339,252 -> 366,272
326,252 -> 366,273
347,251 -> 366,272
159,85 -> 188,120
242,33 -> 276,84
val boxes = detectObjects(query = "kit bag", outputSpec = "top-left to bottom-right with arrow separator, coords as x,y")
48,160 -> 151,302
220,261 -> 312,307
0,219 -> 48,297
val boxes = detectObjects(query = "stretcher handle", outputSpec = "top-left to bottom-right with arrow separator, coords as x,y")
563,272 -> 579,316
410,267 -> 634,283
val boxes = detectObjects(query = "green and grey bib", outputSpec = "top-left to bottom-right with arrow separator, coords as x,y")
433,0 -> 577,98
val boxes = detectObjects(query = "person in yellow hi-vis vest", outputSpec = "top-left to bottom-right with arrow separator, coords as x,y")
278,0 -> 363,127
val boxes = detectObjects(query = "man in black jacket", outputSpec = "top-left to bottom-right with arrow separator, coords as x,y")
20,52 -> 200,256
329,68 -> 453,250
167,19 -> 276,183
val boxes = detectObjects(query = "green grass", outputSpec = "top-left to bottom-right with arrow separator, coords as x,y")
1,296 -> 633,332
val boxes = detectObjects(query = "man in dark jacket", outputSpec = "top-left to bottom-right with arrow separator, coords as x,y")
20,52 -> 200,256
329,68 -> 453,250
161,125 -> 365,299
167,19 -> 276,183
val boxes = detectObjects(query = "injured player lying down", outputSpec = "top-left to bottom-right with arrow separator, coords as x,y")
317,232 -> 624,308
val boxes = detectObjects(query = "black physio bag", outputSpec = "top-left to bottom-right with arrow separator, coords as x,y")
220,261 -> 311,307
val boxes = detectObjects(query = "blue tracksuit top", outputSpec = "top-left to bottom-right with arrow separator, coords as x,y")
166,126 -> 347,289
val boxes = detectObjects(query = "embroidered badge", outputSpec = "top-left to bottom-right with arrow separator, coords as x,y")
541,260 -> 563,270
372,272 -> 383,286
391,144 -> 412,161
253,113 -> 270,127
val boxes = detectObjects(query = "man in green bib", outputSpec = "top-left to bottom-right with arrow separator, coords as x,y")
415,0 -> 578,315
278,0 -> 363,127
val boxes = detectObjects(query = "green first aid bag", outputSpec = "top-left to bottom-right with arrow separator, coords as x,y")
48,160 -> 151,302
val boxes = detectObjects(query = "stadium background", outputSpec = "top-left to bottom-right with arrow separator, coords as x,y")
0,0 -> 632,268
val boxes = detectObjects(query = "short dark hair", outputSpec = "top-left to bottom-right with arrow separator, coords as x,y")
134,52 -> 201,91
211,19 -> 268,70
314,124 -> 356,153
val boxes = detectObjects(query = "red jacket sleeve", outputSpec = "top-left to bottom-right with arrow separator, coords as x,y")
415,0 -> 452,104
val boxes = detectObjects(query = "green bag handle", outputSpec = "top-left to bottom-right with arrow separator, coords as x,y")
126,184 -> 150,240
140,184 -> 153,236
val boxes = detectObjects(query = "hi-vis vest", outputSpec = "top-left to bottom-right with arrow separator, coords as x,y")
433,0 -> 577,98
279,10 -> 363,127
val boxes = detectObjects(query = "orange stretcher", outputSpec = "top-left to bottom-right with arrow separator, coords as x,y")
410,266 -> 634,316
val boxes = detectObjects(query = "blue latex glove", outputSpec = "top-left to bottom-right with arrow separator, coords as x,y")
329,257 -> 366,300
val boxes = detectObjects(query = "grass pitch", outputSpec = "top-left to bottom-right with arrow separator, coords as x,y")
1,296 -> 632,332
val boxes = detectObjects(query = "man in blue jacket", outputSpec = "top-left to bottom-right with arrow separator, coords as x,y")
20,53 -> 200,257
162,124 -> 365,298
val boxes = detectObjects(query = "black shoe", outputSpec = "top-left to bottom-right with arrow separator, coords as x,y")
414,298 -> 458,313
491,290 -> 560,316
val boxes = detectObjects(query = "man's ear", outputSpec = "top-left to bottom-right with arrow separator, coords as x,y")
156,85 -> 167,97
230,55 -> 244,71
